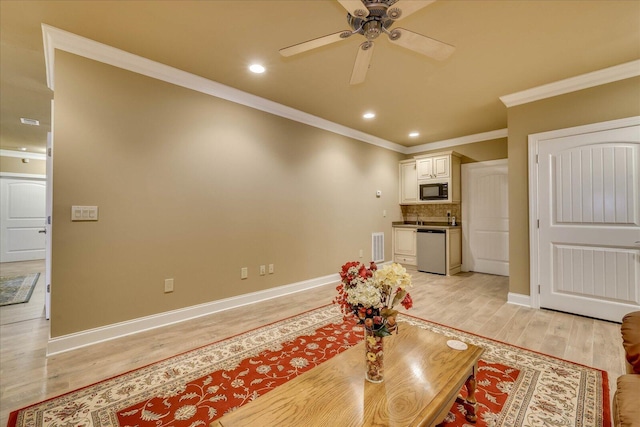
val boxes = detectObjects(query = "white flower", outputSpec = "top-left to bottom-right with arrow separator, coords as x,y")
374,263 -> 412,289
345,280 -> 382,308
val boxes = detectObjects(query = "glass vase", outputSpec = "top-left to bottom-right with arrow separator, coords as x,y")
364,327 -> 384,383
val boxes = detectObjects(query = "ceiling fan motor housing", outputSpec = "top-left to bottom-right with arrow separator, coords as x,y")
347,1 -> 396,40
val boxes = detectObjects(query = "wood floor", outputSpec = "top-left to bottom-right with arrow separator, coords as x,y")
0,260 -> 625,426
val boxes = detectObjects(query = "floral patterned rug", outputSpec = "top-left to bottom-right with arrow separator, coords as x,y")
9,305 -> 610,427
0,273 -> 39,307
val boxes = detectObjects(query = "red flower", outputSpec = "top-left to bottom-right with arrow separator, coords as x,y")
358,264 -> 369,279
401,293 -> 413,310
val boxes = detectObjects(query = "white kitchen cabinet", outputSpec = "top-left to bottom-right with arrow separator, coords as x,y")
393,227 -> 417,266
446,228 -> 462,275
399,160 -> 418,204
416,154 -> 450,180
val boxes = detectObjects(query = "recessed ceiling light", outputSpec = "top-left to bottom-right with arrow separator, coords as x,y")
409,132 -> 420,138
249,64 -> 266,74
20,117 -> 40,126
363,112 -> 376,119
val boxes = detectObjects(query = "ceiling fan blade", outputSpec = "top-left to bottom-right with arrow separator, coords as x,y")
337,0 -> 369,18
386,0 -> 436,21
279,31 -> 353,57
387,28 -> 454,60
350,41 -> 375,85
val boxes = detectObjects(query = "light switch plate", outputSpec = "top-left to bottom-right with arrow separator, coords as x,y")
71,206 -> 98,221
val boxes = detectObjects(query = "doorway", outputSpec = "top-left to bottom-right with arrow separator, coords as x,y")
0,176 -> 47,324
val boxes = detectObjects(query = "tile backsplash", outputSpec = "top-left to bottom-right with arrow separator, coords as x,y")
401,203 -> 461,223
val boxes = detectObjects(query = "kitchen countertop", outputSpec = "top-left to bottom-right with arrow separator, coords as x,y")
392,221 -> 461,230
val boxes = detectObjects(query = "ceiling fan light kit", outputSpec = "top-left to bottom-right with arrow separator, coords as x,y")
280,0 -> 454,84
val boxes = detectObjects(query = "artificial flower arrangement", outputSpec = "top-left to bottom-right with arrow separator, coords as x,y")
334,261 -> 413,337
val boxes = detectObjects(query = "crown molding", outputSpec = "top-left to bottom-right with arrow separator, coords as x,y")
42,24 -> 406,154
405,128 -> 508,155
0,149 -> 47,160
500,59 -> 640,108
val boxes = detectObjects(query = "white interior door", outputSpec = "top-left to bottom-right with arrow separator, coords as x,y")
536,123 -> 640,322
0,177 -> 46,262
461,159 -> 509,276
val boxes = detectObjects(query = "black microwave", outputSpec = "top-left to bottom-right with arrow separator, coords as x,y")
419,182 -> 448,200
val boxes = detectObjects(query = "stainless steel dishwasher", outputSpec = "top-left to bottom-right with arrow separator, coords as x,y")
417,229 -> 446,275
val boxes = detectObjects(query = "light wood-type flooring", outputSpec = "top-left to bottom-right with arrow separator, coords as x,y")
0,260 -> 626,426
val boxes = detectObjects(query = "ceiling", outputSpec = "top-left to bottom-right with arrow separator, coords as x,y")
1,1 -> 639,155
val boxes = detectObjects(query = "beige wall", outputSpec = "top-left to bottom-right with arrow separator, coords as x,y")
408,138 -> 508,163
507,76 -> 640,296
52,52 -> 405,337
0,156 -> 46,175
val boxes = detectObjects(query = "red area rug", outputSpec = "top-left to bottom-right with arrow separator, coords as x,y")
9,305 -> 610,427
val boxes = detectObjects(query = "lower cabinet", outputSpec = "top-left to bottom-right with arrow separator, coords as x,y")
446,228 -> 462,276
393,227 -> 417,266
392,226 -> 462,275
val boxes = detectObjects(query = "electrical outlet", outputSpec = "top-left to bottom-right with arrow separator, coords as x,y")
383,210 -> 387,217
359,249 -> 363,258
241,267 -> 248,279
164,278 -> 174,293
268,264 -> 274,274
260,265 -> 266,276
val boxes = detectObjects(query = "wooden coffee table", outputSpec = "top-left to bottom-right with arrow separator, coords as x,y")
212,324 -> 484,427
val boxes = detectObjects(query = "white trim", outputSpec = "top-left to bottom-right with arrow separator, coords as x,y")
41,24 -> 405,154
0,172 -> 46,179
507,292 -> 531,307
405,129 -> 508,155
500,60 -> 640,108
0,149 -> 47,160
46,272 -> 340,356
527,116 -> 640,310
528,137 -> 540,309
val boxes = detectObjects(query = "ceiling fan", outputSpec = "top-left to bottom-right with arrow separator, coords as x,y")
279,0 -> 455,85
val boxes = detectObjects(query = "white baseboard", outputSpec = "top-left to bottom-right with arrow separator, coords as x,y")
507,292 -> 532,307
47,272 -> 341,356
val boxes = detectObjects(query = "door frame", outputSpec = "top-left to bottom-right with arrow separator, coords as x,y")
461,158 -> 509,274
45,130 -> 53,320
528,115 -> 640,309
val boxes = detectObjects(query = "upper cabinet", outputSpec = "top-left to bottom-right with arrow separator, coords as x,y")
401,151 -> 461,204
399,160 -> 418,204
416,154 -> 450,180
